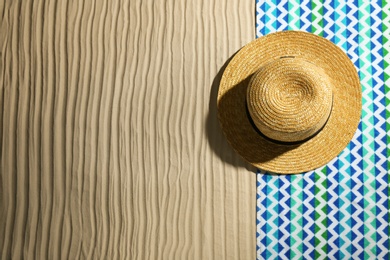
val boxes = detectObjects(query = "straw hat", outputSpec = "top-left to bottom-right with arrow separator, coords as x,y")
217,31 -> 361,174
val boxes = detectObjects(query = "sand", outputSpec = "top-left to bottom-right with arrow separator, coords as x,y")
0,0 -> 256,259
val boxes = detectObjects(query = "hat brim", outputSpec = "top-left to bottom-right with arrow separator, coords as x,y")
217,31 -> 361,174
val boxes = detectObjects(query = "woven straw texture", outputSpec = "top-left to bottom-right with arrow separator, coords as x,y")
218,31 -> 361,174
247,57 -> 333,143
256,1 -> 390,259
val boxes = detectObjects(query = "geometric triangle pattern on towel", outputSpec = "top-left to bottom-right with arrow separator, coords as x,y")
256,1 -> 390,259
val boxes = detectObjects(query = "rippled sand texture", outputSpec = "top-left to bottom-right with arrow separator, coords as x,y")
0,0 -> 255,259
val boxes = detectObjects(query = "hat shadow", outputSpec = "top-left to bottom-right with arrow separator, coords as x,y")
206,54 -> 302,174
206,56 -> 256,172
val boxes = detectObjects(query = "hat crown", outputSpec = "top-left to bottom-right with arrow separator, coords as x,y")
247,57 -> 333,143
